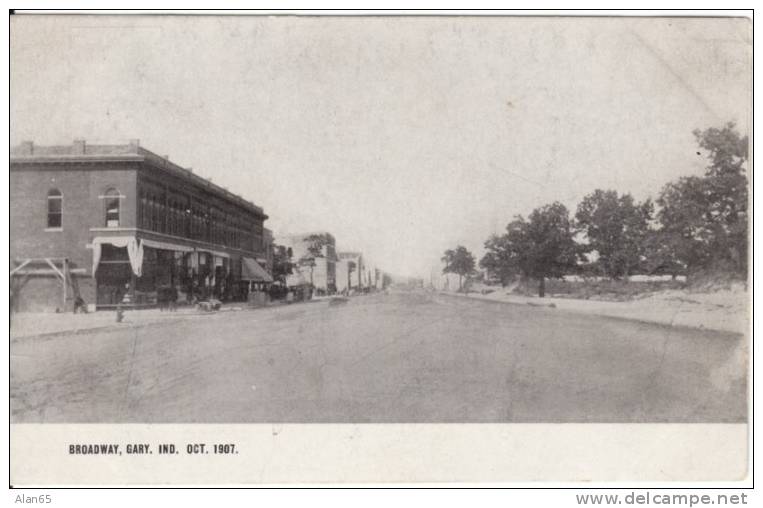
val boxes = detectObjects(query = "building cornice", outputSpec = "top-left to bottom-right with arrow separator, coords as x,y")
11,155 -> 144,164
89,227 -> 266,259
11,142 -> 269,221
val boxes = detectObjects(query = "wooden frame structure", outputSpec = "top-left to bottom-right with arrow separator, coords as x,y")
10,258 -> 86,310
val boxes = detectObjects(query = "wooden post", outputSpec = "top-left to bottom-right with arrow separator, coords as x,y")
43,258 -> 66,310
63,258 -> 68,310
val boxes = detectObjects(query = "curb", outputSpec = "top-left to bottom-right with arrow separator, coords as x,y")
9,299 -> 330,343
10,316 -> 193,344
437,291 -> 743,336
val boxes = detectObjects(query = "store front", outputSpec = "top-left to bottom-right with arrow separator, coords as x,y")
92,237 -> 143,308
92,236 -> 246,308
94,244 -> 133,306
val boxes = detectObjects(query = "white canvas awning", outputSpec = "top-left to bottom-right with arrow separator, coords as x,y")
90,236 -> 143,277
91,235 -> 233,277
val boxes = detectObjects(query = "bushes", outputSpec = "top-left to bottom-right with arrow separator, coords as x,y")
685,263 -> 748,292
508,277 -> 686,302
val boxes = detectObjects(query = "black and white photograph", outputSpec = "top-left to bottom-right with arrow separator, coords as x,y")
8,11 -> 752,487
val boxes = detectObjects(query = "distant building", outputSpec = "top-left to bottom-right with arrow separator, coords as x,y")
262,228 -> 274,274
275,232 -> 337,294
373,267 -> 385,290
336,251 -> 364,292
335,259 -> 350,292
10,139 -> 272,312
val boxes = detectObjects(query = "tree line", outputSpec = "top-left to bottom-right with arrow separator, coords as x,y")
443,123 -> 749,297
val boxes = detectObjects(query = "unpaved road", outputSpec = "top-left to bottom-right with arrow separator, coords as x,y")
10,291 -> 747,423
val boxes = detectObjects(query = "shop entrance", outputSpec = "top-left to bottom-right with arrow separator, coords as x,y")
95,245 -> 132,307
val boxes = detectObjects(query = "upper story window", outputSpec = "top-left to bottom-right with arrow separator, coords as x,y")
46,189 -> 63,229
104,188 -> 121,227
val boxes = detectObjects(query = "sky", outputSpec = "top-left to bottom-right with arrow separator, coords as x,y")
10,15 -> 751,278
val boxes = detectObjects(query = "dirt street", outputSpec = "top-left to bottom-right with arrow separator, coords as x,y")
10,291 -> 747,423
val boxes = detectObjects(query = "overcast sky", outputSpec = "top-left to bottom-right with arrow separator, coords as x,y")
10,15 -> 751,278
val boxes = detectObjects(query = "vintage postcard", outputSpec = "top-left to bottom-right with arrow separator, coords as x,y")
8,12 -> 751,485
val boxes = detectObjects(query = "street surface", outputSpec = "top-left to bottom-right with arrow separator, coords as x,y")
11,291 -> 747,423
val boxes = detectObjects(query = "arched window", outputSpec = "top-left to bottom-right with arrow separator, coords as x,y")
47,189 -> 63,229
104,188 -> 121,227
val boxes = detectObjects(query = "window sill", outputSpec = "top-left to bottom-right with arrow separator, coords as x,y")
44,227 -> 63,232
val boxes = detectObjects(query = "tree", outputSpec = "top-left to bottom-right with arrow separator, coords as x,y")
299,234 -> 334,289
694,122 -> 749,175
519,202 -> 580,297
303,233 -> 333,259
271,245 -> 294,284
575,189 -> 653,279
656,123 -> 749,276
441,245 -> 476,291
486,202 -> 578,297
693,123 -> 749,275
479,233 -> 519,287
655,176 -> 713,273
642,229 -> 686,279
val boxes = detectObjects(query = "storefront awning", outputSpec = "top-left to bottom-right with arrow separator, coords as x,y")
141,238 -> 194,252
90,235 -> 241,278
198,248 -> 230,259
138,239 -> 226,258
91,236 -> 143,277
241,257 -> 273,282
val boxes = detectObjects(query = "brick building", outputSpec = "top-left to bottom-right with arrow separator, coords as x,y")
10,139 -> 272,312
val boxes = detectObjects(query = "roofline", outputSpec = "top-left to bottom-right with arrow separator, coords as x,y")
11,143 -> 268,220
11,154 -> 144,163
137,147 -> 268,220
337,251 -> 363,257
275,231 -> 336,240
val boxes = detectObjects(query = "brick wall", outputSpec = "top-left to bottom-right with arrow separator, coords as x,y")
10,163 -> 138,311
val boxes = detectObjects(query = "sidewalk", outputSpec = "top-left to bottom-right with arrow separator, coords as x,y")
9,298 -> 333,341
9,303 -> 257,341
442,288 -> 748,335
10,307 -> 200,341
